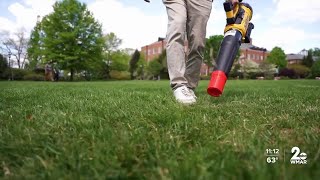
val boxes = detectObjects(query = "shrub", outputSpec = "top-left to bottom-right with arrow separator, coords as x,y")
23,73 -> 45,81
110,70 -> 130,80
288,64 -> 310,78
279,68 -> 295,78
311,60 -> 320,77
279,76 -> 290,80
147,60 -> 163,77
4,68 -> 30,80
248,72 -> 265,79
200,75 -> 211,80
34,67 -> 45,74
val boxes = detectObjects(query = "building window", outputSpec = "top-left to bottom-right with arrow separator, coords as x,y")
148,49 -> 151,55
158,47 -> 162,54
260,56 -> 263,61
248,54 -> 251,60
252,54 -> 255,60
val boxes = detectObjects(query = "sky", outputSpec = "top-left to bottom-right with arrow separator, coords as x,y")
0,0 -> 319,54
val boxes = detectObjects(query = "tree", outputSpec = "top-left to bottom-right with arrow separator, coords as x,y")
136,53 -> 146,80
229,63 -> 241,78
154,50 -> 168,79
266,46 -> 287,69
0,54 -> 8,79
103,32 -> 122,52
147,60 -> 162,79
204,35 -> 241,74
302,49 -> 314,68
1,28 -> 29,69
129,49 -> 140,80
312,47 -> 320,57
110,50 -> 130,71
103,32 -> 122,79
288,64 -> 310,78
204,35 -> 224,73
241,60 -> 259,79
40,0 -> 104,81
259,60 -> 275,79
311,60 -> 320,77
27,22 -> 43,69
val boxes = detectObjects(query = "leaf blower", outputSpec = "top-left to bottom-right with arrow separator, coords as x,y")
207,0 -> 254,97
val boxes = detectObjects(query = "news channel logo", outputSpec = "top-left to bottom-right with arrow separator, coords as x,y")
265,147 -> 308,165
290,147 -> 307,165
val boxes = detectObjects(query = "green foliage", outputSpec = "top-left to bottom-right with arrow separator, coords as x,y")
204,35 -> 241,69
229,63 -> 241,78
155,50 -> 167,67
147,60 -> 162,77
259,61 -> 275,79
136,53 -> 147,80
200,75 -> 211,80
279,76 -> 291,80
0,54 -> 8,79
311,60 -> 320,77
103,32 -> 122,52
109,70 -> 130,80
204,35 -> 224,67
154,50 -> 168,79
279,68 -> 295,78
288,64 -> 310,78
266,46 -> 287,68
40,0 -> 104,81
87,60 -> 109,80
241,60 -> 260,79
312,47 -> 320,57
302,49 -> 314,68
27,22 -> 43,69
23,73 -> 45,81
4,68 -> 30,80
110,50 -> 130,71
129,49 -> 140,80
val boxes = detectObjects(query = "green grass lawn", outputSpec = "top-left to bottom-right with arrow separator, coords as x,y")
0,80 -> 319,179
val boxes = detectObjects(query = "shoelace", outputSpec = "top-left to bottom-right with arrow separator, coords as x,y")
181,88 -> 192,97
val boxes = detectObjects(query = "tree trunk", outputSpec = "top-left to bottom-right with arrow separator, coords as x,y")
70,68 -> 74,81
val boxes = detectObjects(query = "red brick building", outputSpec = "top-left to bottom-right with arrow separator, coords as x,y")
141,38 -> 189,62
141,38 -> 166,62
239,43 -> 269,65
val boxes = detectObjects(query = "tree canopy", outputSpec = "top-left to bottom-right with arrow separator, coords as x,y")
204,35 -> 224,68
302,49 -> 314,68
27,22 -> 43,69
266,46 -> 287,68
38,0 -> 105,80
129,49 -> 140,80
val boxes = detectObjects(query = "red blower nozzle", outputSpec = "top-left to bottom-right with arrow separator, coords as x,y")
207,70 -> 227,97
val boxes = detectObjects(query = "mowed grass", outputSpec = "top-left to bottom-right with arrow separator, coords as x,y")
0,80 -> 319,179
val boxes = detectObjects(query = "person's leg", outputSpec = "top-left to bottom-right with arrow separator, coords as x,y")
163,0 -> 188,90
185,0 -> 213,89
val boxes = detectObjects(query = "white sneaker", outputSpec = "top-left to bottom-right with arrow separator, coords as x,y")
173,86 -> 196,104
188,88 -> 197,99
